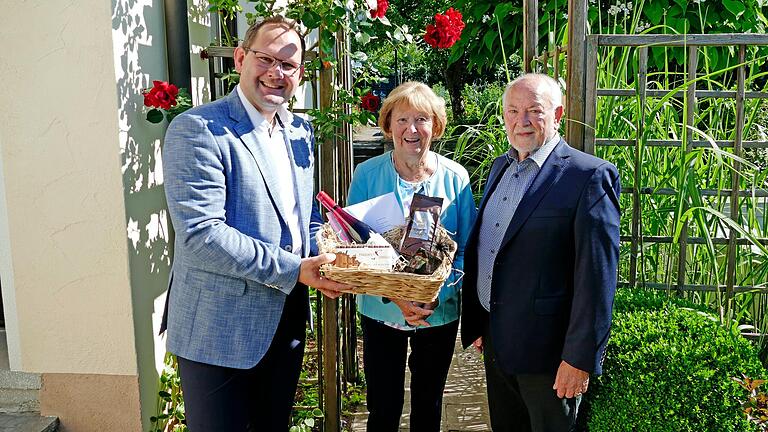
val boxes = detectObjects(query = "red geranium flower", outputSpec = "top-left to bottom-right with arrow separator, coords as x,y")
370,0 -> 388,19
360,92 -> 381,113
143,80 -> 179,110
424,7 -> 465,49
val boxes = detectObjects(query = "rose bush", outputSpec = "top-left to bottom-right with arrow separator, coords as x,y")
144,80 -> 179,110
360,92 -> 381,113
142,80 -> 192,124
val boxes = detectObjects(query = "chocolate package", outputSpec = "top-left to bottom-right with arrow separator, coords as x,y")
399,193 -> 444,274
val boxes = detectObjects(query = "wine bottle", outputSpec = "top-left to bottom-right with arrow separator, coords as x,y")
316,191 -> 375,244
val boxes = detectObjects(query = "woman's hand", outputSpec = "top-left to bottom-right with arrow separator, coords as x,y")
391,299 -> 434,327
420,299 -> 439,311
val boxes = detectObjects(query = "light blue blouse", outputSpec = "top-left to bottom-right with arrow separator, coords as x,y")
347,151 -> 477,328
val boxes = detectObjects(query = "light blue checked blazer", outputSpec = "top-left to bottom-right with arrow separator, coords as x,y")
162,90 -> 320,369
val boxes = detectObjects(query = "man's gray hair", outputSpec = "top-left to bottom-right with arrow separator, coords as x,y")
503,73 -> 563,108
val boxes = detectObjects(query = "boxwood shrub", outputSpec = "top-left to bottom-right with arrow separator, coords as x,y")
587,289 -> 764,432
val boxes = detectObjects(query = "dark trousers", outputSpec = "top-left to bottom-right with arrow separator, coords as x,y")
483,326 -> 581,432
177,285 -> 308,432
361,315 -> 459,432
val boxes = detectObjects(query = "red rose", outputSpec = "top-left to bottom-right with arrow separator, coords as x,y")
360,92 -> 380,113
424,7 -> 465,49
370,0 -> 388,19
143,80 -> 179,110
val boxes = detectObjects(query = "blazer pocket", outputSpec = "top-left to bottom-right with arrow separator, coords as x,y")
186,268 -> 247,297
531,208 -> 572,218
534,296 -> 567,315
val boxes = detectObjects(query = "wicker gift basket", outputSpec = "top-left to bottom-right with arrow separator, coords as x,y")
316,223 -> 457,303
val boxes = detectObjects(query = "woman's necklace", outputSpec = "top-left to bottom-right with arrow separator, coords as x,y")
392,152 -> 435,183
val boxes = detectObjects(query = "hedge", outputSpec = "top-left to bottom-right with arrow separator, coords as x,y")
587,289 -> 764,432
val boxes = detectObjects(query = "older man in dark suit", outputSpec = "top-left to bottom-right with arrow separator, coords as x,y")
461,73 -> 621,431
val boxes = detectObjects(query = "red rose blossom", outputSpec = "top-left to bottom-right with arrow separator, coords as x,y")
360,92 -> 381,113
370,0 -> 388,19
424,7 -> 465,49
143,80 -> 179,110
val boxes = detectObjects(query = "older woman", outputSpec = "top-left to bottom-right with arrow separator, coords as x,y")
347,81 -> 477,432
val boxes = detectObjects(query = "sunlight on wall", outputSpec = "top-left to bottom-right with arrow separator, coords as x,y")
189,0 -> 213,105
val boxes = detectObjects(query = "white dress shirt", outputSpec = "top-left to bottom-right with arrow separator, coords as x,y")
236,85 -> 302,254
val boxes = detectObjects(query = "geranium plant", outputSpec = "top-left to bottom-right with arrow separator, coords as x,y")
424,7 -> 465,49
143,80 -> 192,124
369,0 -> 388,19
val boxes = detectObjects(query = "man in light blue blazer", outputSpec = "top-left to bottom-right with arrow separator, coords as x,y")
161,16 -> 346,431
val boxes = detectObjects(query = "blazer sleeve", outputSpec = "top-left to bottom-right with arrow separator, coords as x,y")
309,199 -> 323,256
163,113 -> 302,290
561,162 -> 621,374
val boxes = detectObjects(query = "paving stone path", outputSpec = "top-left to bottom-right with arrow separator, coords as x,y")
348,331 -> 491,431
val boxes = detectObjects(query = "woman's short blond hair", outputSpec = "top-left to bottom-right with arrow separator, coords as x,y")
377,81 -> 447,140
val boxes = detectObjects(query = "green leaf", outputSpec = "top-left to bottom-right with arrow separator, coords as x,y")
483,30 -> 497,51
301,10 -> 322,29
468,2 -> 492,19
493,3 -> 520,19
354,31 -> 371,45
723,0 -> 747,18
707,48 -> 720,71
644,1 -> 664,24
320,32 -> 335,56
666,4 -> 682,19
651,45 -> 666,68
146,109 -> 164,124
393,27 -> 404,42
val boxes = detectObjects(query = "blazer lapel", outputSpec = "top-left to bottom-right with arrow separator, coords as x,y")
499,140 -> 570,250
479,156 -> 511,211
467,156 -> 511,249
227,92 -> 291,226
282,117 -> 314,256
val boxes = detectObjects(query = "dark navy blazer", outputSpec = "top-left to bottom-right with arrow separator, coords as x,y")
461,139 -> 621,375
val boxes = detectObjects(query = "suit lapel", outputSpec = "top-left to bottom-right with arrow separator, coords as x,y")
227,92 -> 291,226
282,119 -> 313,256
467,156 -> 511,250
499,140 -> 570,250
479,156 -> 511,211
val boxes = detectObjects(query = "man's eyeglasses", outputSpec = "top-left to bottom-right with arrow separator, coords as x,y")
243,48 -> 302,77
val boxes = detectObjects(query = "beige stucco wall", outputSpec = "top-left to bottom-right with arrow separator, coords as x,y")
41,373 -> 142,432
2,0 -> 313,429
0,0 -> 154,429
0,1 -> 137,375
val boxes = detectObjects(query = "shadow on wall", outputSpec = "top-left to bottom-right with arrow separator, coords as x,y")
112,0 -> 174,428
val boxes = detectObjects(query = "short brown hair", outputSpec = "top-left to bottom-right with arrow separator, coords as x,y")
241,15 -> 306,63
378,82 -> 447,139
